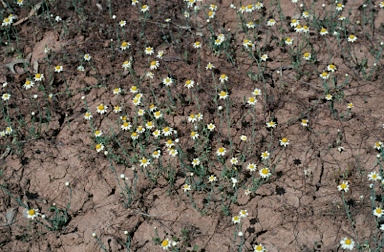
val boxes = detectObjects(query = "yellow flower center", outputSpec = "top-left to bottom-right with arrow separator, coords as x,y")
220,74 -> 226,79
349,35 -> 355,39
220,91 -> 227,96
282,138 -> 288,143
186,80 -> 191,85
321,28 -> 327,33
341,183 -> 347,189
218,147 -> 225,153
35,74 -> 41,79
167,140 -> 173,145
123,122 -> 129,127
142,158 -> 147,163
98,104 -> 105,111
261,168 -> 269,175
345,239 -> 351,245
247,4 -> 252,9
28,209 -> 35,216
255,245 -> 263,251
142,5 -> 147,9
249,97 -> 255,102
377,208 -> 382,214
96,144 -> 101,150
161,239 -> 169,247
304,52 -> 310,57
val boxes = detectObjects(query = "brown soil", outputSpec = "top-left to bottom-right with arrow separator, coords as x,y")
1,0 -> 384,251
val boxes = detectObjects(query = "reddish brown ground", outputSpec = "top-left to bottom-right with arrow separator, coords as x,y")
1,0 -> 384,251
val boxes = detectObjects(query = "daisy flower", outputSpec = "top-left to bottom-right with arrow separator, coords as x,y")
302,11 -> 309,18
239,209 -> 248,218
94,130 -> 103,137
122,60 -> 131,69
219,74 -> 228,83
303,52 -> 311,60
285,37 -> 293,45
150,60 -> 159,70
182,184 -> 191,192
294,24 -> 303,33
150,51 -> 160,60
25,209 -> 39,220
208,175 -> 217,183
191,158 -> 200,166
319,71 -> 329,80
120,41 -> 130,50
113,88 -> 121,95
254,2 -> 263,10
206,62 -> 215,70
209,4 -> 217,11
119,20 -> 126,27
266,121 -> 277,128
217,147 -> 226,156
218,91 -> 228,100
267,19 -> 276,26
301,119 -> 309,127
5,126 -> 12,135
84,112 -> 92,120
336,3 -> 344,11
327,64 -> 337,72
54,65 -> 63,73
160,238 -> 171,250
132,0 -> 138,6
149,104 -> 157,112
260,54 -> 268,61
145,46 -> 154,55
141,5 -> 149,13
380,1 -> 384,8
243,39 -> 255,50
152,150 -> 161,159
369,171 -> 382,181
247,96 -> 257,106
246,21 -> 255,29
96,104 -> 108,114
319,27 -> 328,35
136,125 -> 145,134
165,139 -> 174,148
253,88 -> 261,96
373,207 -> 383,217
230,157 -> 239,165
261,151 -> 270,160
163,77 -> 173,86
153,111 -> 163,119
348,34 -> 357,42
84,54 -> 91,61
374,141 -> 382,150
232,215 -> 241,224
340,237 -> 354,250
193,41 -> 202,48
2,17 -> 12,26
196,113 -> 203,121
280,137 -> 289,146
254,244 -> 266,252
184,79 -> 194,89
188,114 -> 197,123
207,123 -> 215,131
95,143 -> 104,152
152,129 -> 161,138
290,19 -> 299,27
2,93 -> 11,101
240,135 -> 247,141
347,103 -> 353,109
17,0 -> 24,7
259,167 -> 271,178
247,163 -> 257,172
23,79 -> 35,90
325,94 -> 332,101
162,127 -> 173,136
245,4 -> 254,12
145,121 -> 154,129
190,131 -> 199,140
168,148 -> 178,157
121,121 -> 132,131
337,181 -> 349,192
139,157 -> 150,168
131,132 -> 139,140
34,73 -> 44,81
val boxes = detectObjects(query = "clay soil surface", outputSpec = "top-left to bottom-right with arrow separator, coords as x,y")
1,0 -> 384,251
